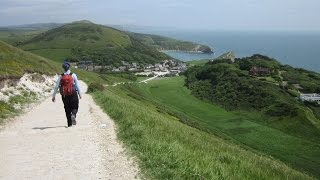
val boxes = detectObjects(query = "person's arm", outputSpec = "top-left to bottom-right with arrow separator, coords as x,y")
52,75 -> 61,102
73,73 -> 82,99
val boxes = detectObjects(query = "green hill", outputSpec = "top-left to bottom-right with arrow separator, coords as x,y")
185,55 -> 320,140
15,21 -> 170,65
129,32 -> 213,53
87,77 -> 313,179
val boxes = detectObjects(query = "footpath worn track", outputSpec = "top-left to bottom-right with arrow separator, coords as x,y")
0,81 -> 139,179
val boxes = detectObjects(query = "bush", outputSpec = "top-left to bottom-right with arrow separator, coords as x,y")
87,83 -> 105,93
265,102 -> 298,117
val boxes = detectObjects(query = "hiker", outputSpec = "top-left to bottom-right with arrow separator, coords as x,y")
52,62 -> 82,127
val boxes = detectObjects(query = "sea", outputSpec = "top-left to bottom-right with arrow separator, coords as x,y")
131,29 -> 320,72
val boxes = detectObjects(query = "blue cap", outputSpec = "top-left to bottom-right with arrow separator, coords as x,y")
62,62 -> 71,71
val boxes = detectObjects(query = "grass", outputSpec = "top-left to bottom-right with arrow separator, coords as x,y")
28,49 -> 72,62
136,76 -> 150,82
0,30 -> 44,45
0,40 -> 60,79
0,91 -> 38,123
186,59 -> 209,66
120,76 -> 320,178
89,79 -> 313,179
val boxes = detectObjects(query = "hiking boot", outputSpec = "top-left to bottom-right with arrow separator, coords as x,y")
71,114 -> 77,125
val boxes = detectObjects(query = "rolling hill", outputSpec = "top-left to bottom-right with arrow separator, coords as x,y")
16,20 -> 170,65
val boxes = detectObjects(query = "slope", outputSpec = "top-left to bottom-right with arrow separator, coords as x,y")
0,40 -> 59,80
133,76 -> 320,177
88,79 -> 314,179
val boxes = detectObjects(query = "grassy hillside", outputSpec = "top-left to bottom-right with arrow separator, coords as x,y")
129,32 -> 213,53
83,78 -> 314,179
1,23 -> 63,31
0,41 -> 60,80
0,29 -> 46,49
126,76 -> 320,177
186,55 -> 320,138
16,21 -> 170,65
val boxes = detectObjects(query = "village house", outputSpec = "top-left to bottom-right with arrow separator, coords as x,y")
145,64 -> 154,69
300,93 -> 320,103
119,66 -> 127,71
77,60 -> 94,71
93,65 -> 103,71
132,63 -> 137,67
249,66 -> 271,76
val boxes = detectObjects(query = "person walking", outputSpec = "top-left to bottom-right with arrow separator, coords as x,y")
52,62 -> 82,127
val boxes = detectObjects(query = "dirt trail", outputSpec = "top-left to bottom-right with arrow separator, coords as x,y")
0,81 -> 139,179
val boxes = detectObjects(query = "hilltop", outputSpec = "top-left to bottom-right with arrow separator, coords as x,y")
14,21 -> 170,66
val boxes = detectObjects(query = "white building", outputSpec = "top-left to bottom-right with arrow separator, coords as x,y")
300,93 -> 320,103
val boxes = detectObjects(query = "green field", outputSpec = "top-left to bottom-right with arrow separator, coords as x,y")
122,76 -> 320,178
87,77 -> 314,179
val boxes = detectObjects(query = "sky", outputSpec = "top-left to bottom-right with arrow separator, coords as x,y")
0,0 -> 319,31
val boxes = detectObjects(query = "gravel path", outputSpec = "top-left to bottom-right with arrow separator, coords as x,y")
0,81 -> 139,180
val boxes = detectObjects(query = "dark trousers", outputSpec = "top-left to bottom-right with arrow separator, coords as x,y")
62,93 -> 79,126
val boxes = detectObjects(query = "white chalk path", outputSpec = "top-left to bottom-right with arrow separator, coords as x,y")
0,81 -> 139,180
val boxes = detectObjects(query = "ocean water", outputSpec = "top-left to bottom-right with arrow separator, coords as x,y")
156,31 -> 320,72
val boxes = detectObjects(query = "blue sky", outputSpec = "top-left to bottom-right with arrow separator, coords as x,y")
0,0 -> 319,31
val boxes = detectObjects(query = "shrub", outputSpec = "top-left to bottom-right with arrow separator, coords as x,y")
87,83 -> 105,93
265,102 -> 298,117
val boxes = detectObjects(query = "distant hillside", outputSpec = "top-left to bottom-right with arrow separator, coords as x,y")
184,55 -> 320,176
185,55 -> 320,141
0,23 -> 64,45
129,32 -> 213,53
15,21 -> 170,66
0,23 -> 63,31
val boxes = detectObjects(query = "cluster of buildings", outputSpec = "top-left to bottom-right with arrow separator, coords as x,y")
72,59 -> 187,76
135,60 -> 187,77
300,93 -> 320,104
